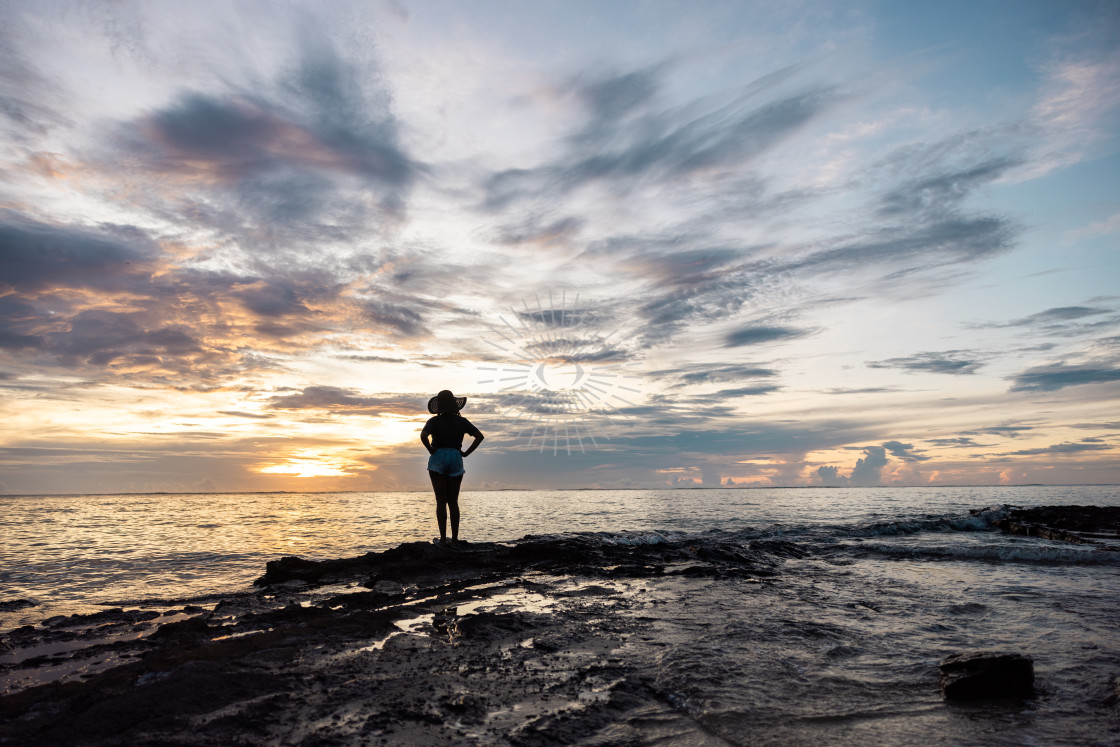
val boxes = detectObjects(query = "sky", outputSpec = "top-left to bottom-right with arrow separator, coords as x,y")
1,0 -> 1118,494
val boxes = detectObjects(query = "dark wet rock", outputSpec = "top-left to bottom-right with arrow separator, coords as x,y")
439,692 -> 489,724
255,532 -> 791,591
996,506 -> 1120,545
450,611 -> 544,640
0,599 -> 37,612
1,659 -> 287,746
41,608 -> 160,630
320,589 -> 405,611
939,651 -> 1035,700
149,617 -> 213,644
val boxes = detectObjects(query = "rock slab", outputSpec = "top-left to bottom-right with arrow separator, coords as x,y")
939,651 -> 1034,700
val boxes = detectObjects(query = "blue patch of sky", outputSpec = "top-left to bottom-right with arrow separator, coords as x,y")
869,0 -> 1082,109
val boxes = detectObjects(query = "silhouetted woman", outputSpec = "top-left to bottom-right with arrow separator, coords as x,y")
421,390 -> 484,545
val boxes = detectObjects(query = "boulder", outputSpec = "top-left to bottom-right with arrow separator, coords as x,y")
939,651 -> 1034,700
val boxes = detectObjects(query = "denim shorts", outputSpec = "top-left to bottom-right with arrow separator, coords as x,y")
427,447 -> 464,477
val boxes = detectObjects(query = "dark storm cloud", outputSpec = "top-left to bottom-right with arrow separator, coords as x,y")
725,325 -> 809,347
883,440 -> 928,461
867,351 -> 984,375
268,386 -> 416,414
1005,440 -> 1112,456
1008,361 -> 1120,391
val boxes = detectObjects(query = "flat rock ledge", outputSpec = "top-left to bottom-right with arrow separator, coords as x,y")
939,651 -> 1035,701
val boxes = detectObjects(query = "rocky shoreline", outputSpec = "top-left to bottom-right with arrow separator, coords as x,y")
3,504 -> 1119,745
0,535 -> 789,745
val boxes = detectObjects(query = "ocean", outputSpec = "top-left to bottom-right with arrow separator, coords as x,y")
2,485 -> 1119,744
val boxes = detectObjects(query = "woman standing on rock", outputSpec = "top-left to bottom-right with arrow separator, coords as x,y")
421,390 -> 484,545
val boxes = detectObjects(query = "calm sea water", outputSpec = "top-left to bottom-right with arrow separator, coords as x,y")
1,485 -> 1116,626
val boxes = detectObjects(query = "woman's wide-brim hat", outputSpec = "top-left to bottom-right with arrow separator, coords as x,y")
428,390 -> 466,414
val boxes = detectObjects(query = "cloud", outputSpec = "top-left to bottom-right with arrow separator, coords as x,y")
849,445 -> 888,486
483,64 -> 846,208
877,157 -> 1021,217
969,424 -> 1034,438
1008,361 -> 1120,391
927,436 -> 981,447
883,440 -> 928,461
268,386 -> 417,414
1006,440 -> 1112,456
973,304 -> 1117,335
489,215 -> 583,247
867,351 -> 984,375
105,36 -> 420,248
0,19 -> 69,143
650,362 -> 778,387
685,385 -> 782,403
725,325 -> 809,347
1008,305 -> 1110,325
0,216 -> 156,293
815,464 -> 847,486
362,300 -> 429,338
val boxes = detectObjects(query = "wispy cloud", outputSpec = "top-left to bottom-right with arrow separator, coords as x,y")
1009,361 -> 1120,391
867,351 -> 985,375
268,386 -> 418,415
725,325 -> 810,347
1005,440 -> 1112,456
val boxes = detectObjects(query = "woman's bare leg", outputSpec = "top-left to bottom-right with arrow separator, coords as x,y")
429,471 -> 448,541
446,474 -> 463,541
428,471 -> 464,543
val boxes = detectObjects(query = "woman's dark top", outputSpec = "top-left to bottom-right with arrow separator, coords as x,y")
423,414 -> 482,449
